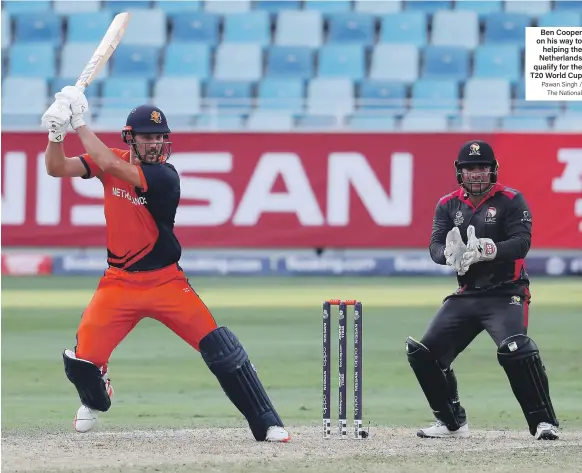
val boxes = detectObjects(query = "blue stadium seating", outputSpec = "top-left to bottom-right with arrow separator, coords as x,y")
296,114 -> 339,129
318,44 -> 365,80
257,78 -> 304,113
10,43 -> 55,79
110,45 -> 160,79
358,80 -> 406,115
380,12 -> 427,47
304,1 -> 352,15
121,9 -> 166,46
464,78 -> 511,117
454,1 -> 501,17
473,45 -> 521,84
266,46 -> 313,79
307,78 -> 354,116
405,1 -> 452,15
538,11 -> 582,27
195,113 -> 245,130
214,43 -> 263,81
163,43 -> 211,78
205,80 -> 253,112
554,113 -> 582,131
101,77 -> 149,110
61,43 -> 109,79
153,77 -> 201,115
450,116 -> 499,132
14,13 -> 61,45
51,77 -> 100,100
102,1 -> 151,13
3,1 -> 51,14
170,13 -> 220,44
54,1 -> 101,14
247,111 -> 294,131
371,44 -> 419,82
505,1 -> 551,16
355,0 -> 401,14
2,77 -> 47,114
254,1 -> 301,13
346,114 -> 397,131
205,1 -> 251,13
154,1 -> 201,13
411,79 -> 458,115
275,10 -> 323,47
223,11 -> 270,45
554,1 -> 582,11
67,12 -> 114,43
431,10 -> 479,49
2,12 -> 10,47
484,13 -> 530,45
2,0 -> 578,131
423,46 -> 469,82
327,13 -> 375,46
401,111 -> 449,131
501,116 -> 550,131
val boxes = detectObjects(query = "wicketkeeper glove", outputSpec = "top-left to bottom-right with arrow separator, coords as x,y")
460,225 -> 498,274
444,227 -> 467,275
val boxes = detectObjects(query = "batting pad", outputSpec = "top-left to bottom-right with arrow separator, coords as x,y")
63,349 -> 111,412
200,327 -> 284,441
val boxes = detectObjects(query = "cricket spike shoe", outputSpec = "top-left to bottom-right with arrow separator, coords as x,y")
535,422 -> 559,440
265,426 -> 291,442
73,367 -> 114,433
417,420 -> 470,438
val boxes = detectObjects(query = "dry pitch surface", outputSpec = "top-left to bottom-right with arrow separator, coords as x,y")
3,426 -> 582,473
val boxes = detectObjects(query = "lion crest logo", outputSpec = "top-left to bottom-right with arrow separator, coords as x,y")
150,111 -> 162,124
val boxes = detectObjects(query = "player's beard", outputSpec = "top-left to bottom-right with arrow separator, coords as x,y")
462,171 -> 493,195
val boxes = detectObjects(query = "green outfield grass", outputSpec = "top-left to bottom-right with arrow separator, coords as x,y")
2,276 -> 582,435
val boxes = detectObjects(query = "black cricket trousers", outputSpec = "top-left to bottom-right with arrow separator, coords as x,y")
420,293 -> 529,367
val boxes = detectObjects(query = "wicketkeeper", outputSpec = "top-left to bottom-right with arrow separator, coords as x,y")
405,140 -> 559,440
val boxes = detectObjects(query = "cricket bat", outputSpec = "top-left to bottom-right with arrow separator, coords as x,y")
75,12 -> 131,90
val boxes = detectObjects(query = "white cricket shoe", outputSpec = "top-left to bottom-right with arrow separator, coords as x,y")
73,368 -> 113,433
417,420 -> 469,438
535,422 -> 559,440
74,405 -> 99,433
265,426 -> 291,442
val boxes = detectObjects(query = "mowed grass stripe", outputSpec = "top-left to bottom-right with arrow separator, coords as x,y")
3,283 -> 581,309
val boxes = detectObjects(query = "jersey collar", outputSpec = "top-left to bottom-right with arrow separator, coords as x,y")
457,182 -> 504,210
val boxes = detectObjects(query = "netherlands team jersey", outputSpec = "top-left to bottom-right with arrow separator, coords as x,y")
78,148 -> 181,271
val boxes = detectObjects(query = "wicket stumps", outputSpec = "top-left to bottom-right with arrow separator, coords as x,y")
322,299 -> 366,440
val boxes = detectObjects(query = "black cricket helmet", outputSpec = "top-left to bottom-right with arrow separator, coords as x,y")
121,105 -> 172,163
454,140 -> 499,196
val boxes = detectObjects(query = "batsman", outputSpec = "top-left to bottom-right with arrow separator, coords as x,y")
40,86 -> 290,442
406,140 -> 559,440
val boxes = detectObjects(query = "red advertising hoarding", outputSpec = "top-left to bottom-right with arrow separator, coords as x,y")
2,132 -> 581,248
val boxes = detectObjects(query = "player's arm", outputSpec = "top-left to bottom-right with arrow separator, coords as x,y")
75,125 -> 144,188
496,193 -> 532,260
45,141 -> 91,178
429,201 -> 452,265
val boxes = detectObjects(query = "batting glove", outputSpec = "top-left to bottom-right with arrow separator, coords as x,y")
55,85 -> 89,130
444,227 -> 467,275
460,225 -> 498,274
41,99 -> 71,143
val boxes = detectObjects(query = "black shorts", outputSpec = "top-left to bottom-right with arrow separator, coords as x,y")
420,293 -> 530,367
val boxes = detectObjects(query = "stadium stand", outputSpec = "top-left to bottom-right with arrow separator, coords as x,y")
1,0 -> 579,131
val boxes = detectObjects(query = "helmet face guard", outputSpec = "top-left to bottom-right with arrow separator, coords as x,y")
122,105 -> 172,163
122,126 -> 172,164
455,162 -> 498,196
455,141 -> 498,196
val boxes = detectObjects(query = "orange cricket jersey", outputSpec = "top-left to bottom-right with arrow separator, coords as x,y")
78,149 -> 182,271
